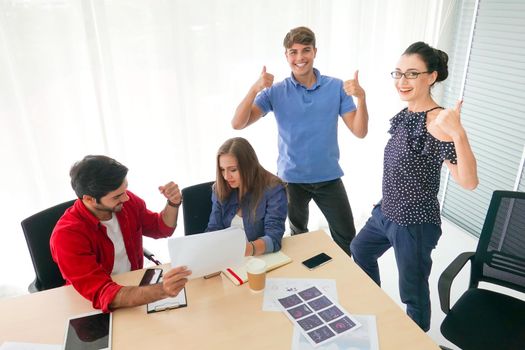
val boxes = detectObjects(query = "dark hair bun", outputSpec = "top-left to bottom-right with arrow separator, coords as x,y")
433,48 -> 448,82
403,41 -> 449,84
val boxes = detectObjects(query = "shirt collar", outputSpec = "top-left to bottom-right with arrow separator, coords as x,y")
227,188 -> 251,207
73,198 -> 101,229
290,68 -> 321,90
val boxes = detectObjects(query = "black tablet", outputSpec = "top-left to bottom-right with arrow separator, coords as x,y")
63,311 -> 112,350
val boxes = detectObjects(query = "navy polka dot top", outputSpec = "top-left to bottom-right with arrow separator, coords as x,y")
382,107 -> 457,226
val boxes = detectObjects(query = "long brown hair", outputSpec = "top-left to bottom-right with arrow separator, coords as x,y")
214,137 -> 283,220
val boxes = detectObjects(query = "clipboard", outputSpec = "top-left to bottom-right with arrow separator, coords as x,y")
140,269 -> 188,313
139,268 -> 188,314
147,287 -> 187,313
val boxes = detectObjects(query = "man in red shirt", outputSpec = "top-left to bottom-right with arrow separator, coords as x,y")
50,155 -> 191,312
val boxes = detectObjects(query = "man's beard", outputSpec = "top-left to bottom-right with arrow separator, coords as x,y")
95,202 -> 123,213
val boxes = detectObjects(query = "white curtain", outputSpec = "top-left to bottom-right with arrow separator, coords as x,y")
0,0 -> 456,292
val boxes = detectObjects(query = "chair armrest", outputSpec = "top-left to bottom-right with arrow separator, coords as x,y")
438,251 -> 474,314
143,247 -> 161,266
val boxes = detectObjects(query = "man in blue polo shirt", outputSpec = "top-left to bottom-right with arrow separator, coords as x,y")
232,26 -> 368,256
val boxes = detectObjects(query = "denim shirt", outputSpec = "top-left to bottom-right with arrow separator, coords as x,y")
206,184 -> 287,253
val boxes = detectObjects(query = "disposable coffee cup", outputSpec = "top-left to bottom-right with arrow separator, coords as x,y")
246,258 -> 267,292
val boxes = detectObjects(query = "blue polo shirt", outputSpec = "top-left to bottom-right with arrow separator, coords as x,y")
255,68 -> 356,183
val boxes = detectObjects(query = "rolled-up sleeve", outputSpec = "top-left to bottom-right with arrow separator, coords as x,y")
51,226 -> 121,313
261,184 -> 287,253
131,192 -> 175,239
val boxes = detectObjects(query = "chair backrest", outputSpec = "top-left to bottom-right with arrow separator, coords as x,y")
181,181 -> 214,235
471,190 -> 525,292
21,199 -> 76,292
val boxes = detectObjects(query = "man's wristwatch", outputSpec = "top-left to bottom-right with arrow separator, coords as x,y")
167,199 -> 182,208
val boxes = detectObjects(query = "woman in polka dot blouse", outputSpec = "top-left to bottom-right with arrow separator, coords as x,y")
350,42 -> 478,331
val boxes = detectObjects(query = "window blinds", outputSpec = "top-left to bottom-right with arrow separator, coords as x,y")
440,0 -> 525,237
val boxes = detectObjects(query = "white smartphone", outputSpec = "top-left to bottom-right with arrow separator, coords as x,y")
301,253 -> 333,270
63,310 -> 112,350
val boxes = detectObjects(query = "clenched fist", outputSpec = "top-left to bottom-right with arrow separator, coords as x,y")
159,182 -> 182,206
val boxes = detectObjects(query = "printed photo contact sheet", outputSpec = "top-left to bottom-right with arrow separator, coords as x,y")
277,285 -> 361,347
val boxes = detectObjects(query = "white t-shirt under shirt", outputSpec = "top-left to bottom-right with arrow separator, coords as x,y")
100,213 -> 131,275
230,214 -> 244,229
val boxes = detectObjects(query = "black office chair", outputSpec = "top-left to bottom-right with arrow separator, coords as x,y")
181,181 -> 214,235
438,190 -> 525,350
22,199 -> 161,293
21,199 -> 75,292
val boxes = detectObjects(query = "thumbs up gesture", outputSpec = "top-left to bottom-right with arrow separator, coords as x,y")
344,70 -> 365,100
253,65 -> 274,93
433,100 -> 464,139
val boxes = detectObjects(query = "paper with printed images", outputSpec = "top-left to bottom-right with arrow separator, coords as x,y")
276,285 -> 361,347
291,315 -> 379,350
263,278 -> 338,312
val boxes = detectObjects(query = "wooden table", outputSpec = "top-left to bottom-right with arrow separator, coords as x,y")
0,230 -> 439,349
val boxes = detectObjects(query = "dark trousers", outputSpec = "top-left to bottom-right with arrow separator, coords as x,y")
287,178 -> 355,257
350,204 -> 441,331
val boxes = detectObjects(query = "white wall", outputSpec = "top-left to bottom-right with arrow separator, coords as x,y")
1,0 -> 457,293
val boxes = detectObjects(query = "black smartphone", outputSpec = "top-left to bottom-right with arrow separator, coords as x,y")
302,253 -> 333,270
139,268 -> 163,286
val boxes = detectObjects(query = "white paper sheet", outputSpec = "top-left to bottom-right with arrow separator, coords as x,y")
263,278 -> 338,311
0,343 -> 60,350
168,227 -> 245,279
291,315 -> 379,350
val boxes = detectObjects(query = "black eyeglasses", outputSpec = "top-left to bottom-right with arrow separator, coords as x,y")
390,71 -> 429,79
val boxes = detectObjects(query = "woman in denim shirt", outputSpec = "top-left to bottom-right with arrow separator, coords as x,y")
206,137 -> 287,256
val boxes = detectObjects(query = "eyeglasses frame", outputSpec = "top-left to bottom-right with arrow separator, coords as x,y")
390,71 -> 430,79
